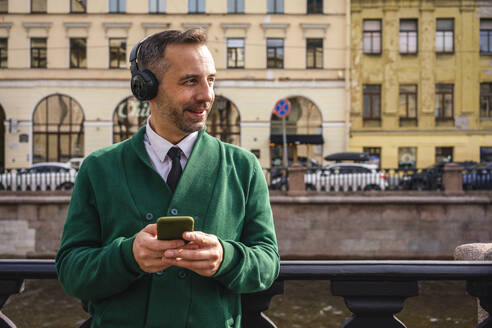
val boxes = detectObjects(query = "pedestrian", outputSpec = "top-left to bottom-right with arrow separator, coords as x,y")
55,29 -> 279,328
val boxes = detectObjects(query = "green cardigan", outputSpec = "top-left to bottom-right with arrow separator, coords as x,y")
55,127 -> 280,328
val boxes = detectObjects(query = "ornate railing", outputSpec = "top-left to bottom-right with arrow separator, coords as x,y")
1,260 -> 491,327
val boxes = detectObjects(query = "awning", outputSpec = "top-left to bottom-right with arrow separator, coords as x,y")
270,134 -> 324,145
324,152 -> 370,162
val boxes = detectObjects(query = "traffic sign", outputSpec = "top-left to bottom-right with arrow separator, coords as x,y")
274,99 -> 291,118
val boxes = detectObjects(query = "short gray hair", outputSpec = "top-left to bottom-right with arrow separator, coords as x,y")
137,29 -> 207,80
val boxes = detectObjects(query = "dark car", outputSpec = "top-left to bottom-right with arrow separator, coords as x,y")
463,162 -> 492,190
404,161 -> 477,191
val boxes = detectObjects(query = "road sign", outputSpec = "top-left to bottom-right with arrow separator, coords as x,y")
274,99 -> 291,118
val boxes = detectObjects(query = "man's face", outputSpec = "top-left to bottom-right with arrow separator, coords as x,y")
150,43 -> 216,141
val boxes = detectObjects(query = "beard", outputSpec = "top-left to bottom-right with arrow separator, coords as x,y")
155,97 -> 212,135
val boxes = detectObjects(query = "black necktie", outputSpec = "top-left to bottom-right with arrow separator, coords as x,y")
167,147 -> 182,192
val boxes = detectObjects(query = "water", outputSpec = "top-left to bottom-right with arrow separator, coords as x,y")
2,279 -> 477,327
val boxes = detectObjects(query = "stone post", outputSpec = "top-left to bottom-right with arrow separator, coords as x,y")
443,163 -> 464,195
454,243 -> 492,325
287,164 -> 307,196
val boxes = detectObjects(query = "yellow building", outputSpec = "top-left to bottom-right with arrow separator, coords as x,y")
0,0 -> 350,170
350,0 -> 492,169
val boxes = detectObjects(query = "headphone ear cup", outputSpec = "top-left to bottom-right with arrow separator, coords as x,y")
131,69 -> 159,101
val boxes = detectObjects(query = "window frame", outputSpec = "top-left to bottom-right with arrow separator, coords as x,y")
399,84 -> 418,121
70,38 -> 87,69
31,0 -> 47,13
109,0 -> 126,13
0,38 -> 7,68
188,0 -> 205,13
435,18 -> 454,54
266,38 -> 284,69
306,38 -> 323,69
480,83 -> 492,119
30,37 -> 47,68
70,0 -> 87,13
227,0 -> 244,14
435,84 -> 454,121
480,19 -> 492,55
363,19 -> 382,55
0,0 -> 8,13
435,146 -> 453,163
109,38 -> 127,69
362,84 -> 381,121
227,38 -> 245,69
399,19 -> 418,55
149,0 -> 166,14
267,0 -> 283,14
307,0 -> 323,14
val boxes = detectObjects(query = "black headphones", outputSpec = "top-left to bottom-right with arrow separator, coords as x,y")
129,36 -> 159,101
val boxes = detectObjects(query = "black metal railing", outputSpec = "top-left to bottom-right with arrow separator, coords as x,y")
1,259 -> 491,328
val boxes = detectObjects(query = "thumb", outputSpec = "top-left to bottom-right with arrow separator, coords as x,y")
142,224 -> 157,236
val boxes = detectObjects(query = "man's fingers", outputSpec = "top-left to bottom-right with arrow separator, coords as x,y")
142,223 -> 157,235
164,247 -> 218,261
183,231 -> 218,246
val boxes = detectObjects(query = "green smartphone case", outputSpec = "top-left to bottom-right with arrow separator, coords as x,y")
156,216 -> 194,241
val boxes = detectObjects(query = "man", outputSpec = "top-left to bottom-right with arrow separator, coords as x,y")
56,29 -> 279,328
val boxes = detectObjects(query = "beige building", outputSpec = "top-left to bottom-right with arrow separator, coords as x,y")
0,0 -> 350,170
350,0 -> 492,169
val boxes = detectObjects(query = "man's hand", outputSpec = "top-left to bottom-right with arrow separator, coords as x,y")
132,224 -> 186,273
162,231 -> 224,277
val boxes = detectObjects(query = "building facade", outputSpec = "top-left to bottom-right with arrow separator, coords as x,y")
350,0 -> 492,169
0,0 -> 350,170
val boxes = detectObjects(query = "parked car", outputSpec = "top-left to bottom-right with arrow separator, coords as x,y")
0,162 -> 77,191
463,162 -> 492,190
403,161 -> 477,191
304,163 -> 388,191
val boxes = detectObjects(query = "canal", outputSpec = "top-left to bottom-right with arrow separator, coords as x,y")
2,279 -> 476,327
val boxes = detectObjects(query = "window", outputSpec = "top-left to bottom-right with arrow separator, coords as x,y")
109,0 -> 126,13
70,38 -> 86,68
267,0 -> 283,13
306,38 -> 323,69
113,96 -> 149,143
435,147 -> 453,163
0,0 -> 7,13
480,147 -> 492,162
31,0 -> 46,13
363,147 -> 381,168
436,19 -> 454,53
363,19 -> 382,54
0,38 -> 6,68
71,0 -> 86,13
363,85 -> 381,120
267,38 -> 283,68
399,19 -> 418,54
31,38 -> 47,68
480,83 -> 492,119
227,0 -> 243,13
188,0 -> 205,13
435,84 -> 454,121
307,0 -> 322,14
399,84 -> 417,122
398,147 -> 417,169
227,38 -> 244,68
109,38 -> 126,69
32,94 -> 85,163
480,19 -> 492,55
149,0 -> 165,13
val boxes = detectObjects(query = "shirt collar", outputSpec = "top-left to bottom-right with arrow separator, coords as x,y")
145,116 -> 198,162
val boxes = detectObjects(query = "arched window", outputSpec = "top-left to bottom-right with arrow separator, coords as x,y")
270,96 -> 323,167
112,96 -> 149,143
0,104 -> 4,169
206,95 -> 240,145
32,94 -> 84,163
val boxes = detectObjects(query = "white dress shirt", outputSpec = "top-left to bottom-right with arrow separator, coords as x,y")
144,117 -> 198,182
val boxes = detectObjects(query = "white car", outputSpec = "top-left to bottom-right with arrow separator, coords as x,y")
0,162 -> 77,191
305,163 -> 388,191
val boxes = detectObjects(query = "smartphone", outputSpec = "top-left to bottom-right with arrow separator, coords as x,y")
156,216 -> 194,241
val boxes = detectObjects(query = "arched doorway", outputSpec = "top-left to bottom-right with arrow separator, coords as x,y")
0,104 -> 4,170
206,95 -> 240,145
32,94 -> 85,163
270,96 -> 323,168
112,96 -> 149,143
